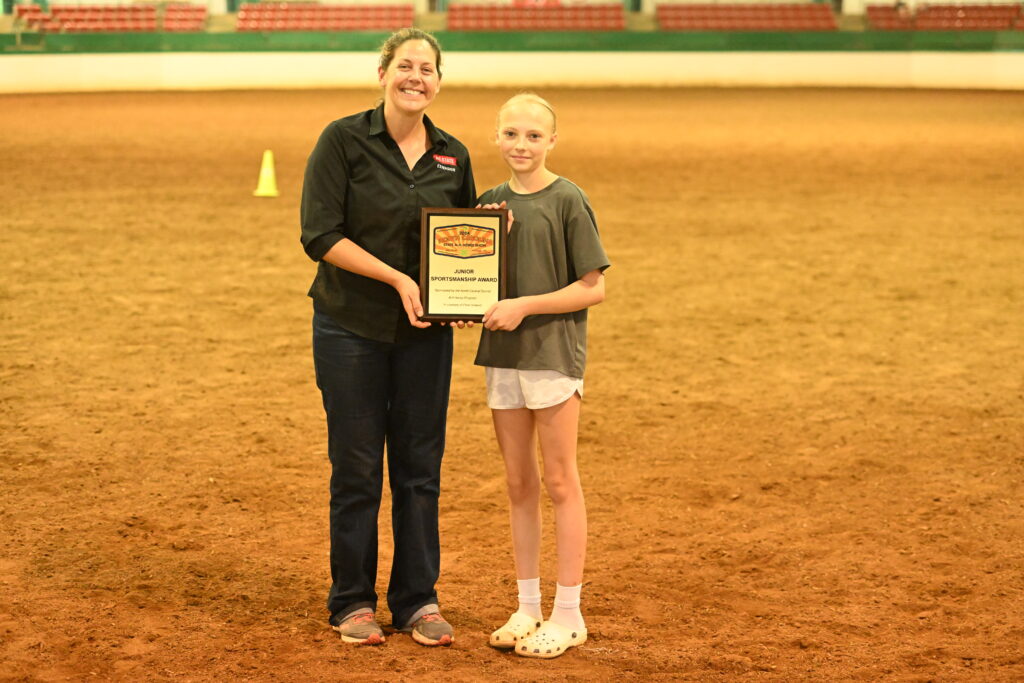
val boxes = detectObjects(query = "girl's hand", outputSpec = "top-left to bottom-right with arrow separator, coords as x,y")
441,320 -> 475,329
392,273 -> 431,329
482,299 -> 527,331
475,201 -> 515,233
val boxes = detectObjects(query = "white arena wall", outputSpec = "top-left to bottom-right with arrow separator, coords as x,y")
2,50 -> 1023,93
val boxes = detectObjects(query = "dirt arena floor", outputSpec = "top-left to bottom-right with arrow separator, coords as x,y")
2,86 -> 1023,682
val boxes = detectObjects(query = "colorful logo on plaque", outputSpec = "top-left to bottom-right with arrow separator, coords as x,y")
433,224 -> 495,259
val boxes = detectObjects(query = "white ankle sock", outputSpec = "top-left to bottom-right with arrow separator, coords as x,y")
516,578 -> 543,621
549,583 -> 585,631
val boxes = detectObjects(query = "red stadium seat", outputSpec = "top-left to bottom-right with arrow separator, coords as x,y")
15,4 -> 42,15
448,3 -> 625,31
24,3 -> 174,33
15,3 -> 46,28
656,2 -> 838,31
234,2 -> 413,32
161,4 -> 208,32
866,5 -> 915,31
913,3 -> 1018,30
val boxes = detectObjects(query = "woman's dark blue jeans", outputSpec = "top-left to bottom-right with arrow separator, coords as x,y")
312,309 -> 453,629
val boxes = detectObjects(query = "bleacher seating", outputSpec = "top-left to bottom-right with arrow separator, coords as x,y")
235,3 -> 414,32
14,4 -> 45,24
914,3 -> 1019,30
13,0 -> 1023,35
48,5 -> 158,32
163,3 -> 208,32
14,3 -> 208,33
15,3 -> 54,31
865,5 -> 914,29
865,3 -> 1021,30
656,3 -> 837,31
447,3 -> 626,31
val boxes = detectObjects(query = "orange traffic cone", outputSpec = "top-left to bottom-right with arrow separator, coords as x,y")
253,149 -> 279,198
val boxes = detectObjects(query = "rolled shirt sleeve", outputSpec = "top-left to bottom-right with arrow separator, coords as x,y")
300,122 -> 348,262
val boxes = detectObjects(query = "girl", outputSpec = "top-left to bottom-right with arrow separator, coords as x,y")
476,94 -> 610,659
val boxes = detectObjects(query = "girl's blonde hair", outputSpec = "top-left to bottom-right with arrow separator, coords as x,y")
498,92 -> 557,134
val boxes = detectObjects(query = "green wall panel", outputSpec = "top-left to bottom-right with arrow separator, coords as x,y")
3,30 -> 1024,55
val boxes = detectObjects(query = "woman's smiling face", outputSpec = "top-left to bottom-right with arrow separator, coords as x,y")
378,39 -> 440,116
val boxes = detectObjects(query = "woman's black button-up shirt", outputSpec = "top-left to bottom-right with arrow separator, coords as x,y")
301,105 -> 476,343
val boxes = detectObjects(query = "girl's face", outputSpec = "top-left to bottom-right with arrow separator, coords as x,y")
378,39 -> 440,116
496,102 -> 557,176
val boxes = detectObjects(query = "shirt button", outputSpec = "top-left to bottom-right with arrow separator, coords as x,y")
409,184 -> 415,189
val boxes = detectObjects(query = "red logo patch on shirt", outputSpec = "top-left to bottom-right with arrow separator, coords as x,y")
433,154 -> 457,167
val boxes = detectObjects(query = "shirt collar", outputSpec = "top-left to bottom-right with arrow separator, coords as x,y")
368,103 -> 448,150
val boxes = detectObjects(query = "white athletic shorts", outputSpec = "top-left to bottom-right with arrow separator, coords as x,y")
485,367 -> 583,410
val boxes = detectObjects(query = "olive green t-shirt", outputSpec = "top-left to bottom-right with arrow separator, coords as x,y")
474,177 -> 610,379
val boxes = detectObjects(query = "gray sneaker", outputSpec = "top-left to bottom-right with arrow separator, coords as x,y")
332,610 -> 385,645
405,612 -> 454,647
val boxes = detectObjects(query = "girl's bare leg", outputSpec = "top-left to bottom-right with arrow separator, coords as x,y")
534,393 -> 586,587
491,408 -> 542,581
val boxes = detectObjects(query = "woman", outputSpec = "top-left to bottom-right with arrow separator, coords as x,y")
300,28 -> 475,647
